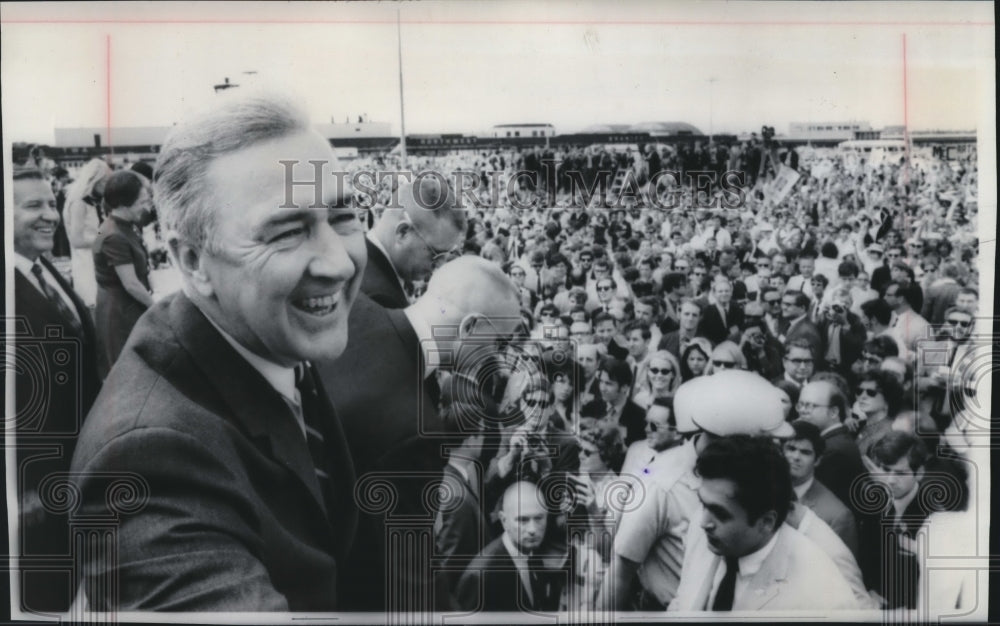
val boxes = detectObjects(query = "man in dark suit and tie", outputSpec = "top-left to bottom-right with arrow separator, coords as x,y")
70,94 -> 362,611
456,481 -> 565,612
317,256 -> 523,611
362,179 -> 466,307
780,290 -> 823,358
697,277 -> 743,345
11,166 -> 102,613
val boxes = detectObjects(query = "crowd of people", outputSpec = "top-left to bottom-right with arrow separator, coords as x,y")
10,91 -> 984,618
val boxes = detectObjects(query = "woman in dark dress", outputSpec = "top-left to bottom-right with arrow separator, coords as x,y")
92,170 -> 154,378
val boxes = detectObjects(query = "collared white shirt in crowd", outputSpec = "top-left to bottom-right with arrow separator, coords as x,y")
706,529 -> 781,609
792,477 -> 814,502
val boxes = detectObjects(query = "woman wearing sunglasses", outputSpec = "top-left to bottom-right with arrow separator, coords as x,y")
852,370 -> 905,456
706,341 -> 746,375
632,350 -> 681,410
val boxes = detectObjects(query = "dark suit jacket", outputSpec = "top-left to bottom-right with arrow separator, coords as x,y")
698,302 -> 743,345
70,293 -> 356,611
799,478 -> 859,560
435,464 -> 487,603
13,258 -> 101,612
361,237 -> 408,308
456,536 -> 564,612
815,425 -> 867,514
817,314 -> 867,375
316,293 -> 448,610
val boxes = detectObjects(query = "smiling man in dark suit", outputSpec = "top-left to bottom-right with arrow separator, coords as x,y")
70,94 -> 363,611
362,178 -> 466,307
11,165 -> 101,613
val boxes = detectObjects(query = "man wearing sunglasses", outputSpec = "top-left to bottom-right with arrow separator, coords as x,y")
363,177 -> 465,308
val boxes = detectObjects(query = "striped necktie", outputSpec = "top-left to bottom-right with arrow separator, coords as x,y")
295,364 -> 333,508
31,262 -> 82,334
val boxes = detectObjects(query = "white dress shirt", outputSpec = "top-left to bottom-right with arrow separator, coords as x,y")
707,530 -> 781,609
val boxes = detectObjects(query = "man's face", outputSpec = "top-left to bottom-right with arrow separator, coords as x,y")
883,284 -> 902,309
713,282 -> 732,305
499,486 -> 547,553
595,320 -> 616,343
762,292 -> 781,316
578,349 -> 599,378
593,263 -> 610,280
520,390 -> 551,430
579,255 -> 593,270
510,266 -> 526,285
680,302 -> 701,330
646,404 -> 680,452
890,266 -> 909,284
598,371 -> 623,404
772,255 -> 786,274
943,311 -> 973,340
596,280 -> 614,303
196,131 -> 365,366
783,438 -> 818,483
955,293 -> 978,314
634,302 -> 654,324
781,295 -> 804,320
784,346 -> 815,382
402,218 -> 462,283
871,455 -> 923,500
626,329 -> 648,358
698,478 -> 774,558
798,258 -> 815,277
13,178 -> 59,260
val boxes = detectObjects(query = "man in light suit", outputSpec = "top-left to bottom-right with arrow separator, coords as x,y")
669,436 -> 859,611
71,94 -> 362,611
317,255 -> 522,611
11,166 -> 102,612
362,178 -> 466,307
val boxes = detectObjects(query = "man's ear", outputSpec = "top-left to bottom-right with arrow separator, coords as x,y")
459,313 -> 479,339
915,465 -> 925,484
172,239 -> 214,298
756,509 -> 779,534
394,219 -> 412,245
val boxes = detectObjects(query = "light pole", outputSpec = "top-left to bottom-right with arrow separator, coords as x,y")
707,77 -> 717,142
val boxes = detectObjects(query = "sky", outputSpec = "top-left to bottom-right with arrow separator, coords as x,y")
1,1 -> 995,144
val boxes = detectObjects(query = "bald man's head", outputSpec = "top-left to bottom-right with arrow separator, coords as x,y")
373,173 -> 466,283
499,481 -> 547,553
418,256 -> 521,329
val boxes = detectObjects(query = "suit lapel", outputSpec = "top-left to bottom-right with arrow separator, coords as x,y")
741,527 -> 791,610
366,238 -> 407,305
169,294 -> 333,523
39,255 -> 96,344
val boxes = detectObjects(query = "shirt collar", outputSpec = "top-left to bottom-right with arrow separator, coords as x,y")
894,481 -> 920,517
204,315 -> 298,405
403,307 -> 441,377
14,252 -> 39,276
793,476 -> 814,501
738,528 -> 781,577
367,231 -> 407,293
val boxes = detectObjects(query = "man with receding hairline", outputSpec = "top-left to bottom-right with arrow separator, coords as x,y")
363,177 -> 466,307
318,255 -> 522,611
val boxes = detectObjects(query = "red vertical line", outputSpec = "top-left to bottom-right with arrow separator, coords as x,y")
106,34 -> 113,158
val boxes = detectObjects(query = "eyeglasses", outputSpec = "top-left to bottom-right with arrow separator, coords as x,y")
764,299 -> 780,305
646,421 -> 676,433
712,360 -> 736,369
830,304 -> 845,314
856,387 -> 881,397
597,285 -> 613,292
796,401 -> 829,412
648,367 -> 674,376
786,358 -> 814,366
522,397 -> 551,408
946,318 -> 972,328
405,217 -> 460,263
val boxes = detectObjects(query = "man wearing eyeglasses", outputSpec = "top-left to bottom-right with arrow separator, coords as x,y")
363,177 -> 465,308
794,381 -> 867,514
317,256 -> 522,610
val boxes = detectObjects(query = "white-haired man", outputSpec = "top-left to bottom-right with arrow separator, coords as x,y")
71,94 -> 364,611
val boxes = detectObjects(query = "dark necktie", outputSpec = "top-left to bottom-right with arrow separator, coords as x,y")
31,262 -> 82,334
528,553 -> 547,610
712,556 -> 739,611
295,364 -> 333,508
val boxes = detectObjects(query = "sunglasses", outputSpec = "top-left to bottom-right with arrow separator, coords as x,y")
712,360 -> 736,369
830,304 -> 845,314
522,398 -> 551,408
648,367 -> 674,376
856,387 -> 881,397
947,318 -> 972,328
597,285 -> 613,291
786,358 -> 814,366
